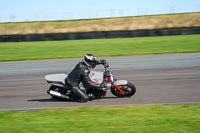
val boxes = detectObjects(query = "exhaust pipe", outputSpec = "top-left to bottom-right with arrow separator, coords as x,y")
47,90 -> 69,100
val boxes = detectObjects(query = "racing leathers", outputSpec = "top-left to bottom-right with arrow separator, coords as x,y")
65,61 -> 106,102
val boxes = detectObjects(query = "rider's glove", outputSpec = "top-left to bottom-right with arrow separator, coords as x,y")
99,81 -> 107,90
100,81 -> 106,88
100,60 -> 106,65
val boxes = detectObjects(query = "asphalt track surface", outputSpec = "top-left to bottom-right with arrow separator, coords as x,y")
0,53 -> 200,111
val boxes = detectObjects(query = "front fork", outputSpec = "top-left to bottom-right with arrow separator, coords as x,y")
113,79 -> 128,94
114,85 -> 125,94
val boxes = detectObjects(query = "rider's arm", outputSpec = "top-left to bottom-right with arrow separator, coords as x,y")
96,59 -> 106,65
81,68 -> 105,89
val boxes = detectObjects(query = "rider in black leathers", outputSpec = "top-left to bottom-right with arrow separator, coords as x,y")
65,54 -> 106,102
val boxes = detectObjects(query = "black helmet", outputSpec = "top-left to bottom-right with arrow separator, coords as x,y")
82,54 -> 97,68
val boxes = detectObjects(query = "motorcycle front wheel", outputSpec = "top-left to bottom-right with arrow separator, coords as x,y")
111,82 -> 136,97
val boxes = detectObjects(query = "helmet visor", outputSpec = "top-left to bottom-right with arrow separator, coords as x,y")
89,60 -> 97,68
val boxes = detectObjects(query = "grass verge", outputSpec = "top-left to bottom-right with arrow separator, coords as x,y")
0,34 -> 200,61
0,104 -> 200,133
0,12 -> 199,35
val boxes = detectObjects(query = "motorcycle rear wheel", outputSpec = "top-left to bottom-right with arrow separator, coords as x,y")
111,82 -> 136,97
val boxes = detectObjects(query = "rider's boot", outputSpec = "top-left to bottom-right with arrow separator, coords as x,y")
88,93 -> 95,100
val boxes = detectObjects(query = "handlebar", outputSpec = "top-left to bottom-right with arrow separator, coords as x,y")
98,59 -> 109,71
103,62 -> 109,72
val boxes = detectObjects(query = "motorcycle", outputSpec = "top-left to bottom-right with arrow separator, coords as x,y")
45,61 -> 136,102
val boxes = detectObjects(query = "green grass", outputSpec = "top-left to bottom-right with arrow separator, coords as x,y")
0,34 -> 200,61
0,104 -> 200,133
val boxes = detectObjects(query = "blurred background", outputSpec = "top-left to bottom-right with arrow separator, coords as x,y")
0,0 -> 199,37
0,5 -> 199,22
0,1 -> 199,22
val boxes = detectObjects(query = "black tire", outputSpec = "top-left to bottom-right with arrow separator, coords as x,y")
111,82 -> 136,97
48,85 -> 67,101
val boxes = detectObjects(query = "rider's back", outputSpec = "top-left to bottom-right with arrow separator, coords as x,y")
67,62 -> 87,87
